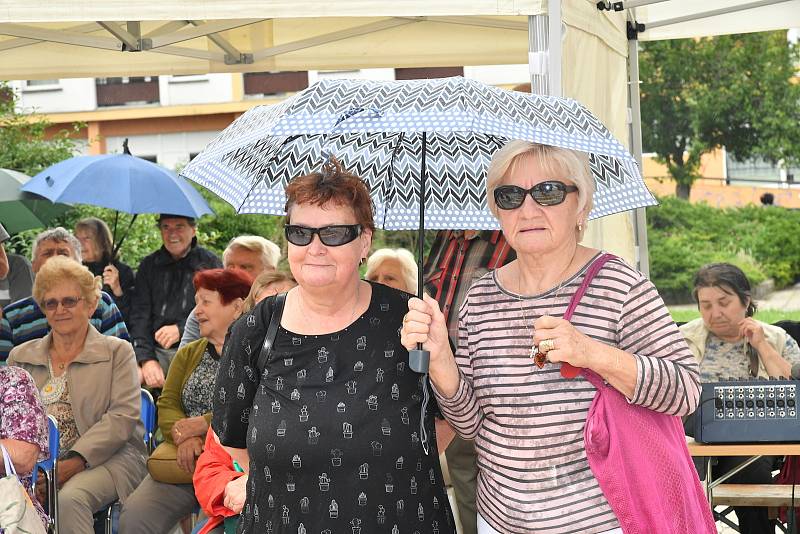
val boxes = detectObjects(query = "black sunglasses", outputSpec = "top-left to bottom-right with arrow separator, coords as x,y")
284,224 -> 362,247
493,181 -> 579,210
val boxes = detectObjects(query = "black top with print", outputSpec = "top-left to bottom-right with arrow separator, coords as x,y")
213,281 -> 455,534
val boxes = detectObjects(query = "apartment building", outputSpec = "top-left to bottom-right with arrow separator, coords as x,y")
10,65 -> 530,171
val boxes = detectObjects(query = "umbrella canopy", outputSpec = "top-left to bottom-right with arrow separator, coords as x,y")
22,153 -> 213,219
183,76 -> 656,230
0,167 -> 71,234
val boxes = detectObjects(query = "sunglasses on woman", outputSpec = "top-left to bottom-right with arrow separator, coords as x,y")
284,224 -> 362,247
493,181 -> 578,210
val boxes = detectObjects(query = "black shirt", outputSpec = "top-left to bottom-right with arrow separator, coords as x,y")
213,282 -> 455,534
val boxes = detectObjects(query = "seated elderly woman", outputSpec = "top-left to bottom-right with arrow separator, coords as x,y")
365,248 -> 417,294
8,256 -> 146,534
0,365 -> 49,528
213,157 -> 455,533
74,217 -> 135,323
119,268 -> 252,534
401,141 -> 709,534
242,270 -> 297,312
681,262 -> 800,534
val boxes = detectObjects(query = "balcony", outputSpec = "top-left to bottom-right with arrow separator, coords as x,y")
96,77 -> 159,107
394,67 -> 464,80
244,71 -> 309,96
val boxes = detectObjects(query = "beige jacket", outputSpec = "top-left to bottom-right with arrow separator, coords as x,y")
8,326 -> 147,501
679,317 -> 789,379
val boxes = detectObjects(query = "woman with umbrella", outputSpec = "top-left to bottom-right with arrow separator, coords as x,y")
401,141 -> 710,534
212,158 -> 455,534
74,217 -> 135,323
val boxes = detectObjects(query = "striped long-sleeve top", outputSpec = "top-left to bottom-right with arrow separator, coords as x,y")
0,291 -> 129,362
434,253 -> 700,534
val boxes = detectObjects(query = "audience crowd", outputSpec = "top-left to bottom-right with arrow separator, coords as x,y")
0,146 -> 791,534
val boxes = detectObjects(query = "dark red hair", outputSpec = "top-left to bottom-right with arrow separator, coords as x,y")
193,268 -> 253,305
284,156 -> 375,231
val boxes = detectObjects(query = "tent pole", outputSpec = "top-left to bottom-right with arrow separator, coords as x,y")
527,15 -> 549,94
646,0 -> 793,30
528,1 -> 562,96
547,0 -> 562,97
627,13 -> 650,276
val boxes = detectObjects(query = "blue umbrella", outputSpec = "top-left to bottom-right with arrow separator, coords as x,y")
22,141 -> 213,254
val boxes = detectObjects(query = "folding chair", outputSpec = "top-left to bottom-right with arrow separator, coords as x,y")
96,388 -> 159,534
31,415 -> 59,534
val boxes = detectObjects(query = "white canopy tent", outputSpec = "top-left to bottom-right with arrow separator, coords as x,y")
0,0 -> 796,270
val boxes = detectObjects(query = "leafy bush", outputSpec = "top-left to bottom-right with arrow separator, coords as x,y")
648,196 -> 800,302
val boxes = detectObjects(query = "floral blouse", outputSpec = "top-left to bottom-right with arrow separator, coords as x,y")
701,333 -> 800,382
0,365 -> 49,523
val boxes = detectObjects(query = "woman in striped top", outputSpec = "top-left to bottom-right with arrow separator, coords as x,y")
401,140 -> 701,534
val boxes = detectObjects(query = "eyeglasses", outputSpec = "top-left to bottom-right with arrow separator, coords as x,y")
42,296 -> 84,311
493,181 -> 579,210
284,224 -> 362,247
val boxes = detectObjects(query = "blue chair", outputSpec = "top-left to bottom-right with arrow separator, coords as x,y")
32,415 -> 59,534
96,388 -> 158,534
140,388 -> 157,454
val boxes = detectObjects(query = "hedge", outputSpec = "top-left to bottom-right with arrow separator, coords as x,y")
647,196 -> 800,302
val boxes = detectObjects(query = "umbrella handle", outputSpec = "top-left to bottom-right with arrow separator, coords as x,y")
409,348 -> 430,374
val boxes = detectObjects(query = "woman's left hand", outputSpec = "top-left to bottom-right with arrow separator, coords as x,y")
171,416 -> 209,445
532,315 -> 595,369
739,318 -> 767,349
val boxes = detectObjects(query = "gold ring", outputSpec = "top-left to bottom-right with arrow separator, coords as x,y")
539,339 -> 556,353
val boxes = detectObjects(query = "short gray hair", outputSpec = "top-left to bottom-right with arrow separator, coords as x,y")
32,227 -> 82,263
365,248 -> 418,293
486,141 -> 595,239
224,235 -> 281,271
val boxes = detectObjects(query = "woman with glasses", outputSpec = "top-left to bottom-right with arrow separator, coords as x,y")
212,158 -> 455,534
8,256 -> 146,534
401,141 -> 702,534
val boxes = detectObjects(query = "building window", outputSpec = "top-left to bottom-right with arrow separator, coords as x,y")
394,67 -> 464,80
244,71 -> 309,96
96,77 -> 159,107
726,154 -> 783,185
25,79 -> 60,87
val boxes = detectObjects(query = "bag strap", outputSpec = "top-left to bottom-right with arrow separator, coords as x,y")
560,252 -> 618,378
1,443 -> 18,478
256,292 -> 287,373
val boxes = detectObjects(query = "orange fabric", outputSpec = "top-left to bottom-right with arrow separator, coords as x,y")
193,427 -> 245,534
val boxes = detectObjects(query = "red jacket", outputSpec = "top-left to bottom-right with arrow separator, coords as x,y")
193,428 -> 245,534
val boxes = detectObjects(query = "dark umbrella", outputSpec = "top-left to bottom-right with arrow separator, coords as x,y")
0,168 -> 71,234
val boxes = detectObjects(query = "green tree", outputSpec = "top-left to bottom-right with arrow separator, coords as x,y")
0,83 -> 84,175
639,31 -> 800,199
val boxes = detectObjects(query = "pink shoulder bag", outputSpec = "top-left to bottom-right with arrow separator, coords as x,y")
564,253 -> 716,534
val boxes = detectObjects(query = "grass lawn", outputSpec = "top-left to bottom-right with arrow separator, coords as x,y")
669,309 -> 800,324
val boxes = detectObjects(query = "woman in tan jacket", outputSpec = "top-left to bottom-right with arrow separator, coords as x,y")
8,256 -> 146,534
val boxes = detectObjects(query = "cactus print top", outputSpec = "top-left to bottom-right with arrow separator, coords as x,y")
213,282 -> 455,534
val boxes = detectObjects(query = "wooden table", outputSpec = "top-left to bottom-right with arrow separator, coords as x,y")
686,438 -> 800,506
